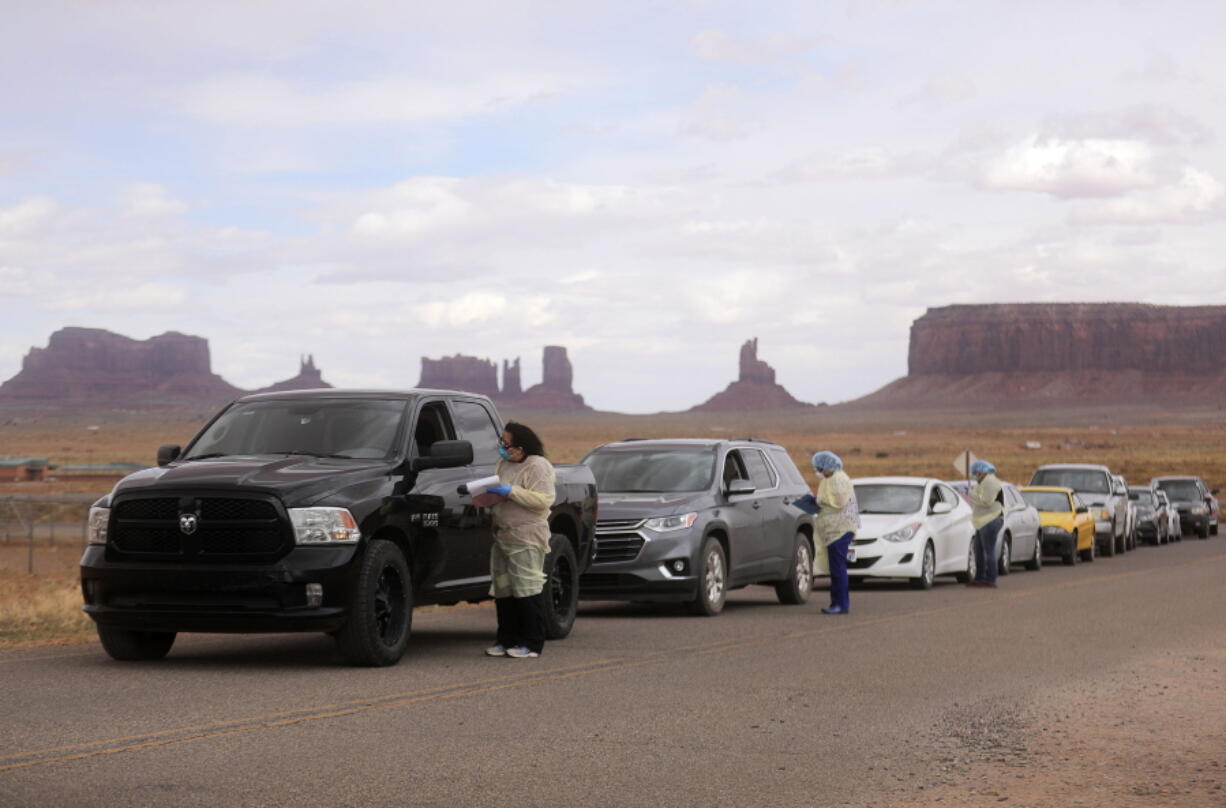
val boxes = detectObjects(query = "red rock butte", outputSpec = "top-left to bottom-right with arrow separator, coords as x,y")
691,338 -> 812,412
0,327 -> 331,402
857,303 -> 1226,406
418,346 -> 589,411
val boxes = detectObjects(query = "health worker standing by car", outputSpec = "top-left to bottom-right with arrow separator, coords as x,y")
484,422 -> 556,659
813,451 -> 860,615
969,460 -> 1004,588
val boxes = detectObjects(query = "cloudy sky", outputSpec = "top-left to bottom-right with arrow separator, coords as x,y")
2,1 -> 1225,412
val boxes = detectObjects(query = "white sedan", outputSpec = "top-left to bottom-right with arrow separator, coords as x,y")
848,477 -> 976,589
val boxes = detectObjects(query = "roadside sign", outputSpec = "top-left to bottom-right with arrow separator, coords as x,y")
953,450 -> 979,478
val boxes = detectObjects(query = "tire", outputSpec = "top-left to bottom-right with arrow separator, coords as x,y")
910,542 -> 936,589
1062,537 -> 1078,566
1024,535 -> 1042,571
775,533 -> 813,605
96,626 -> 176,661
543,533 -> 579,639
1080,535 -> 1096,563
1100,532 -> 1115,557
1212,522 -> 1219,536
997,535 -> 1012,577
335,539 -> 412,667
689,537 -> 727,616
1198,522 -> 1210,539
955,539 -> 975,584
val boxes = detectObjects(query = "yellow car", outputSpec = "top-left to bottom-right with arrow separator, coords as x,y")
1019,486 -> 1096,565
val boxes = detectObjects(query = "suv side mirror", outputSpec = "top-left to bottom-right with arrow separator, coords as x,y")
930,501 -> 953,515
157,444 -> 181,467
726,478 -> 755,496
409,440 -> 474,472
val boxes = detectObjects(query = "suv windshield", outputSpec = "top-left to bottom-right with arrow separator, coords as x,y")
1021,490 -> 1072,512
854,484 -> 924,515
1155,480 -> 1203,502
183,399 -> 407,460
1030,469 -> 1111,495
583,447 -> 715,493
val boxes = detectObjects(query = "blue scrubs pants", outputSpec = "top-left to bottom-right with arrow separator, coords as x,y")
973,517 -> 1003,584
826,532 -> 854,611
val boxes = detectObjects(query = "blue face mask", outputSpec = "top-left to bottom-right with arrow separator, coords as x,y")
498,445 -> 512,461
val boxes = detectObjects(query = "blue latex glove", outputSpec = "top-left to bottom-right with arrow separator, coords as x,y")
486,483 -> 512,497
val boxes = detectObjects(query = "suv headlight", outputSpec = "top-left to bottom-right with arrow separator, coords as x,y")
87,506 -> 110,545
1191,505 -> 1208,515
289,507 -> 361,544
644,512 -> 698,533
882,522 -> 922,543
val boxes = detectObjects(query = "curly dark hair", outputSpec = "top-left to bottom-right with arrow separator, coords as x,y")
503,421 -> 546,458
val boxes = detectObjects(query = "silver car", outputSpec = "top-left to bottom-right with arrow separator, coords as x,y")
947,480 -> 1043,574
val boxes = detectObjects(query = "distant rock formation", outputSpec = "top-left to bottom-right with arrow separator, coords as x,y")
418,354 -> 500,397
254,355 -> 333,394
417,346 -> 589,411
858,303 -> 1226,407
515,346 -> 588,411
0,327 -> 330,402
691,338 -> 811,412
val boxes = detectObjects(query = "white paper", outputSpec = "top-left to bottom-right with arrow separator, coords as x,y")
462,475 -> 502,496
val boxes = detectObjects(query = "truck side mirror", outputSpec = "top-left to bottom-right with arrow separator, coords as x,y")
157,444 -> 181,467
726,478 -> 755,496
409,440 -> 474,472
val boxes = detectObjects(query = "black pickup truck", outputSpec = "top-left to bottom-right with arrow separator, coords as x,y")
81,389 -> 597,666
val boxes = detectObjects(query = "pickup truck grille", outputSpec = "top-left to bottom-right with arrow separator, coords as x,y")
110,496 -> 289,561
594,519 -> 646,564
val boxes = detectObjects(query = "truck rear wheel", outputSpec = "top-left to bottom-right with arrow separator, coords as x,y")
543,533 -> 578,640
335,539 -> 412,667
97,626 -> 176,661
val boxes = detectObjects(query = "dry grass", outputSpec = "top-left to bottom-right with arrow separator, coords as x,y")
0,572 -> 93,648
3,402 -> 1225,647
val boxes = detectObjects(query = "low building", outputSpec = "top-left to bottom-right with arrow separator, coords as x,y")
0,457 -> 52,482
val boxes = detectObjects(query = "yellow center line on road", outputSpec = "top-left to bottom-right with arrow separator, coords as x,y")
5,549 -> 1223,773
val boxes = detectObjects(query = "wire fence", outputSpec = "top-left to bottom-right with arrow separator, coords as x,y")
0,494 -> 100,573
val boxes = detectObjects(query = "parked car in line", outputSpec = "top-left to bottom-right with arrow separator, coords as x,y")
848,477 -> 974,589
578,438 -> 816,615
1128,486 -> 1168,545
1114,475 -> 1139,551
1151,476 -> 1220,539
946,480 -> 1042,574
1019,486 -> 1096,565
1156,490 -> 1182,541
1029,464 -> 1128,556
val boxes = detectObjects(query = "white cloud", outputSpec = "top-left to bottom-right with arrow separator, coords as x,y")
685,270 -> 785,324
0,197 -> 57,235
47,282 -> 188,312
180,73 -> 564,127
683,85 -> 761,142
690,29 -> 815,64
981,136 -> 1158,198
1073,168 -> 1225,225
121,183 -> 188,217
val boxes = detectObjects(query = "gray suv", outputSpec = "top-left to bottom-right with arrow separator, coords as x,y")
1029,464 -> 1129,556
579,438 -> 815,615
1151,476 -> 1220,539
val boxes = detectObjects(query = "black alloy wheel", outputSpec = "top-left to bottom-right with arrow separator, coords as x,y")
335,539 -> 413,667
543,533 -> 579,640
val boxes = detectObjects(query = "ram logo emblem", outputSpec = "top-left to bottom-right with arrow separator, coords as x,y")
179,513 -> 199,535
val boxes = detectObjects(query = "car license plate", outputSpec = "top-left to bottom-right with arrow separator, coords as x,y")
846,547 -> 857,562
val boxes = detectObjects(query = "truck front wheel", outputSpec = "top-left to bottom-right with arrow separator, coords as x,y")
335,539 -> 413,667
543,533 -> 578,640
97,626 -> 176,661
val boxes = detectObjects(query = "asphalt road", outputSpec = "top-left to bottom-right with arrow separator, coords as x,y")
3,537 -> 1225,808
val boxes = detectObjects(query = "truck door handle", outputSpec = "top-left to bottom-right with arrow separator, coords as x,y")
752,501 -> 760,509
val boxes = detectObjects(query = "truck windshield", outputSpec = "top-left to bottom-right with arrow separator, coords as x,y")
1029,469 -> 1110,495
1155,480 -> 1202,502
583,447 -> 715,493
183,399 -> 407,460
1022,491 -> 1072,512
854,484 -> 924,515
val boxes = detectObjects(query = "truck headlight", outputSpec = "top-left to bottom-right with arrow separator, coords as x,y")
1099,509 -> 1112,520
1192,505 -> 1208,515
87,506 -> 110,545
882,522 -> 922,543
644,512 -> 698,532
289,507 -> 361,544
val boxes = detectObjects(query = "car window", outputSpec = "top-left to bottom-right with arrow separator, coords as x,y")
584,447 -> 717,493
768,448 -> 806,486
855,484 -> 923,515
1030,468 -> 1111,494
1003,485 -> 1021,508
1155,479 -> 1203,502
740,449 -> 777,490
722,451 -> 748,487
1022,490 -> 1073,512
450,400 -> 501,465
184,398 -> 407,460
412,400 -> 456,456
